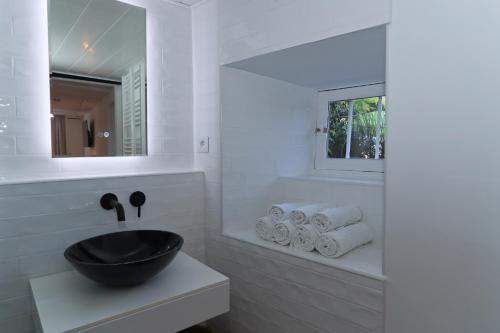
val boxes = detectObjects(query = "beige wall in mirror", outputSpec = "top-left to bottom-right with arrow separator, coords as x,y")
48,0 -> 147,157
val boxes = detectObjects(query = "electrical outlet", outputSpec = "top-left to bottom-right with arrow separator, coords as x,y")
197,136 -> 209,153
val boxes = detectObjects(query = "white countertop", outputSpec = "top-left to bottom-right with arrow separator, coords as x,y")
30,252 -> 229,333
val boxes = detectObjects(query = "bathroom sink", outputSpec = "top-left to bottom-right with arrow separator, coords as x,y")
64,230 -> 183,287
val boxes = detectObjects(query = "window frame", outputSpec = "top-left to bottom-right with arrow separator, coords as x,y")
314,83 -> 386,173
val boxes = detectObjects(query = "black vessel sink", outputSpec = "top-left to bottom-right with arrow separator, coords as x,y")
64,230 -> 183,287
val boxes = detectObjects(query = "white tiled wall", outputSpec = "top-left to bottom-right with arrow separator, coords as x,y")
0,172 -> 205,333
218,0 -> 391,65
209,237 -> 384,333
221,66 -> 316,232
0,0 -> 394,331
192,0 -> 221,241
0,1 -> 195,333
192,0 -> 390,332
0,1 -> 201,330
0,0 -> 194,181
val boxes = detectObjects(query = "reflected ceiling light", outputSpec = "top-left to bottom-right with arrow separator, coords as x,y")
0,98 -> 10,108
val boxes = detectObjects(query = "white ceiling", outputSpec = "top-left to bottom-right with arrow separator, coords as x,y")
226,26 -> 386,91
49,0 -> 146,81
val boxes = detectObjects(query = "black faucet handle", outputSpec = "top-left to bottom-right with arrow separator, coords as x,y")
130,191 -> 146,218
100,193 -> 118,210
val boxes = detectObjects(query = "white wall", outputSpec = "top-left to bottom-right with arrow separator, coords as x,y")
192,0 -> 221,243
0,172 -> 205,333
193,0 -> 392,236
193,0 -> 391,332
218,0 -> 391,65
0,0 -> 193,181
217,48 -> 384,333
384,1 -> 500,332
221,67 -> 316,232
0,1 -> 202,332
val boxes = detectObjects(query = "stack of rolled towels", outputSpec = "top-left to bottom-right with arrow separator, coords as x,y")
256,203 -> 373,258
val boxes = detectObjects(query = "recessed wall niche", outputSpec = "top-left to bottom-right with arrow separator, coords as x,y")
220,26 -> 386,276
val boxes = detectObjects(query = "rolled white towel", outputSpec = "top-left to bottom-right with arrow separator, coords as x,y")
290,204 -> 323,225
291,224 -> 320,252
269,203 -> 302,222
273,220 -> 296,246
256,217 -> 275,241
316,223 -> 373,258
311,206 -> 363,233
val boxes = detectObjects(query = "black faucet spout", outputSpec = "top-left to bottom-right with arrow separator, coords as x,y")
100,193 -> 126,222
114,201 -> 126,222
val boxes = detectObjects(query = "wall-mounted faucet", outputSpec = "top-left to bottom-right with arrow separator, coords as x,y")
130,191 -> 146,218
100,193 -> 126,222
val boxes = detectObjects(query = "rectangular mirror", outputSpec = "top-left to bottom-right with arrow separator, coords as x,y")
48,0 -> 147,157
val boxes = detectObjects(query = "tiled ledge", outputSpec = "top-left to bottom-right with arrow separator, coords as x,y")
222,228 -> 385,281
0,170 -> 204,186
279,175 -> 384,187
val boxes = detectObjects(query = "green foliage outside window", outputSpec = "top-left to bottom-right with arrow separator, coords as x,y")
327,96 -> 386,159
327,100 -> 349,158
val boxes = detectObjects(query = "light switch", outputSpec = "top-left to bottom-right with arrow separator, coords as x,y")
197,136 -> 209,153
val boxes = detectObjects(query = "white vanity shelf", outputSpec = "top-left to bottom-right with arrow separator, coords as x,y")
30,253 -> 229,333
223,229 -> 385,281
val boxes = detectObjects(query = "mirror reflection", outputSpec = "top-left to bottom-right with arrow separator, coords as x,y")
48,0 -> 147,157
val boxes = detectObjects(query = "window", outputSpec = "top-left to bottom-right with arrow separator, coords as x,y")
315,84 -> 386,172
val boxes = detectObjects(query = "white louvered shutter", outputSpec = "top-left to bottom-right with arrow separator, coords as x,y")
121,60 -> 146,155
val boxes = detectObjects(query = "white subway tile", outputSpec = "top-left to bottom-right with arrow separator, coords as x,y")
0,55 -> 12,78
15,136 -> 44,155
0,136 -> 15,154
164,136 -> 194,154
231,294 -> 324,333
0,278 -> 29,301
12,56 -> 39,79
0,156 -> 55,180
0,258 -> 19,280
0,295 -> 31,322
0,219 -> 18,238
0,18 -> 12,40
229,274 -> 372,333
229,303 -> 288,333
14,96 -> 41,118
18,251 -> 67,277
0,313 -> 33,333
0,96 -> 15,117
